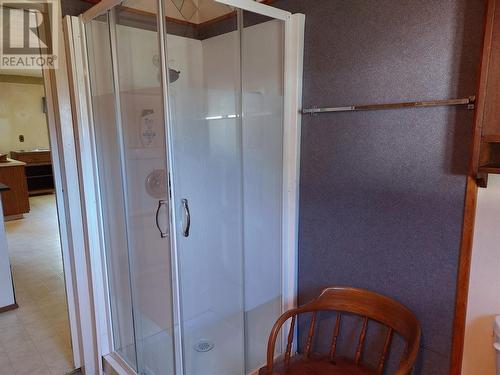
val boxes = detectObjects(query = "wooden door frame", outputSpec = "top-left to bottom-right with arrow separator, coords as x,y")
450,0 -> 495,373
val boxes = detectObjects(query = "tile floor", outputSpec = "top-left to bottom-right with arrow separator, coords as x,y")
0,195 -> 74,375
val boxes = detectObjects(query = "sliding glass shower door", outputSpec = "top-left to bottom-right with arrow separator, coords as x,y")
164,5 -> 245,374
82,0 -> 287,374
164,2 -> 285,374
85,3 -> 176,374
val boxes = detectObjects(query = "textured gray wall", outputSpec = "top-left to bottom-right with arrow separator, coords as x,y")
270,0 -> 485,373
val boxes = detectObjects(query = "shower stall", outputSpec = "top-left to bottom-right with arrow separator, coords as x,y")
65,0 -> 304,374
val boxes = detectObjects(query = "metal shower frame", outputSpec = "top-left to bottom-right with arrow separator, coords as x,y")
67,0 -> 305,373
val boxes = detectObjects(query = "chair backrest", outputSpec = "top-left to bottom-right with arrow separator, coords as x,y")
265,287 -> 421,375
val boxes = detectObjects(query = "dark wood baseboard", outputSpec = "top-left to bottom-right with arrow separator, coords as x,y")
0,303 -> 19,314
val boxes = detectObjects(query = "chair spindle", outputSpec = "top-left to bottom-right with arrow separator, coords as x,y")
285,315 -> 296,365
400,343 -> 410,367
329,313 -> 342,362
355,316 -> 369,365
305,312 -> 317,357
377,327 -> 393,374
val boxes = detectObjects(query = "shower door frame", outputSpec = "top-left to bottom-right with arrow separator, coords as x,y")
71,1 -> 305,374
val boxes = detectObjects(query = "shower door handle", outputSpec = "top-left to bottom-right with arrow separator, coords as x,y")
155,200 -> 168,238
181,198 -> 191,237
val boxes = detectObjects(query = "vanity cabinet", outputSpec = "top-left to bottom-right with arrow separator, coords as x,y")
10,150 -> 55,195
0,160 -> 30,217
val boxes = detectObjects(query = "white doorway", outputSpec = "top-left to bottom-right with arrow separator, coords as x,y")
0,72 -> 77,374
0,3 -> 86,375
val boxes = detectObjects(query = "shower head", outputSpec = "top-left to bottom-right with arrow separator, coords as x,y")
153,55 -> 181,84
169,68 -> 180,83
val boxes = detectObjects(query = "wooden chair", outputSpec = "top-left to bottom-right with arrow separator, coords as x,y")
258,287 -> 421,375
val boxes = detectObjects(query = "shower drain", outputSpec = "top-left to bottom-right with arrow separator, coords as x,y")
194,340 -> 215,352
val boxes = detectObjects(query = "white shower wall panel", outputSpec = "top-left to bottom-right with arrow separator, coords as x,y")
112,27 -> 206,329
200,18 -> 285,373
241,19 -> 284,313
93,13 -> 283,327
119,90 -> 173,333
201,18 -> 284,310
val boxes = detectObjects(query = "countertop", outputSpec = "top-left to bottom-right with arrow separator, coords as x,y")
0,183 -> 9,192
11,149 -> 50,153
0,158 -> 27,168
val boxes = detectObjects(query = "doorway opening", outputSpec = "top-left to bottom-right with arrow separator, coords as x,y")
0,70 -> 75,375
0,7 -> 77,374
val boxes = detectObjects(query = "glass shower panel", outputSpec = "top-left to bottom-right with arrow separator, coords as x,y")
114,3 -> 176,374
86,4 -> 176,374
163,2 -> 245,374
84,0 -> 289,374
85,14 -> 138,370
241,11 -> 285,373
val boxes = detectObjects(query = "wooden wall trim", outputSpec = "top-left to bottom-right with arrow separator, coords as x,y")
450,1 -> 495,373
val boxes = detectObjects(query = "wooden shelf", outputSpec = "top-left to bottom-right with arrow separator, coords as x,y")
10,151 -> 55,195
482,135 -> 500,143
29,188 -> 55,196
478,164 -> 500,174
471,0 -> 500,187
27,174 -> 53,179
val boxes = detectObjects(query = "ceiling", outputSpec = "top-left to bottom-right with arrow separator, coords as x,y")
123,0 -> 266,25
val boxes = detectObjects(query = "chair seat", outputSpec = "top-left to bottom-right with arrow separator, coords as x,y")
258,354 -> 378,375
